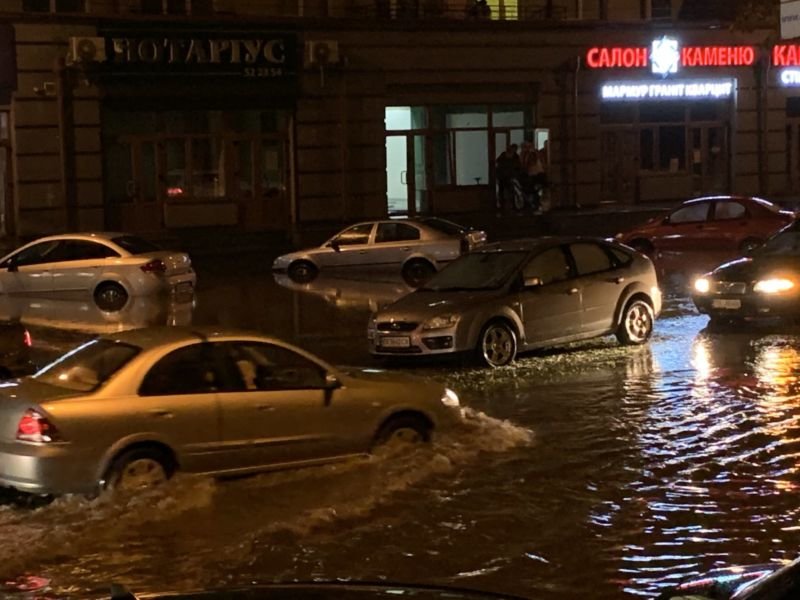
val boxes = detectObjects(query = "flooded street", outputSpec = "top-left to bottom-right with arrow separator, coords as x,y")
3,253 -> 800,599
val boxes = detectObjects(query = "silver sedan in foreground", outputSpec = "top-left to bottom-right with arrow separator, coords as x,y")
369,237 -> 662,367
0,233 -> 196,311
0,327 -> 462,496
272,217 -> 487,286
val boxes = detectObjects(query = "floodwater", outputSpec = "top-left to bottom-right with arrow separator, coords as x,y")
2,251 -> 800,599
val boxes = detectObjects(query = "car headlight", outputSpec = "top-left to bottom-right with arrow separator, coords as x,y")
441,388 -> 460,408
422,314 -> 460,330
694,278 -> 710,294
754,278 -> 795,294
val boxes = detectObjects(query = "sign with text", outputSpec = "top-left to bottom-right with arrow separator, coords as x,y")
92,32 -> 297,79
782,0 -> 800,40
600,79 -> 735,101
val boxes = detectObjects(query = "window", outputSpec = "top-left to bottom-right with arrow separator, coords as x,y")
570,243 -> 613,276
668,202 -> 709,224
332,223 -> 373,246
609,247 -> 633,267
222,343 -> 327,391
376,223 -> 420,243
651,0 -> 671,18
4,240 -> 60,268
34,340 -> 140,393
49,241 -> 119,262
714,201 -> 746,221
659,125 -> 686,171
140,344 -> 228,396
523,247 -> 571,284
23,0 -> 84,11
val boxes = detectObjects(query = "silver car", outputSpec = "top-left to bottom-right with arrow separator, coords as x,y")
272,217 -> 487,286
0,233 -> 196,311
0,326 -> 461,496
369,238 -> 662,367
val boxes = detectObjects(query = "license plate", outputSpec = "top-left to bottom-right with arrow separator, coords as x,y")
380,336 -> 411,348
712,298 -> 741,309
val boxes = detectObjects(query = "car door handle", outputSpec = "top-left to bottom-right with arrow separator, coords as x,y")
148,409 -> 173,418
609,276 -> 625,284
567,288 -> 579,295
402,247 -> 411,251
256,404 -> 276,412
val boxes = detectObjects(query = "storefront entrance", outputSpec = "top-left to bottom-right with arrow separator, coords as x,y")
103,108 -> 291,232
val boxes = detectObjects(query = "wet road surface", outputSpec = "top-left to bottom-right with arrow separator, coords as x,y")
3,252 -> 800,599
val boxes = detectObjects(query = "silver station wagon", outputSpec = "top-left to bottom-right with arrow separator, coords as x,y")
272,217 -> 487,286
0,233 -> 196,311
369,238 -> 662,367
0,327 -> 461,496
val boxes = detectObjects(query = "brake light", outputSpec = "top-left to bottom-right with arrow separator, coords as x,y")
141,259 -> 167,274
16,409 -> 60,443
23,330 -> 32,348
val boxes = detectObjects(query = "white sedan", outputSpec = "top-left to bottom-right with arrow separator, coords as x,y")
0,233 -> 196,311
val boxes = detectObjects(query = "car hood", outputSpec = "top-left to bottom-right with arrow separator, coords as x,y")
710,255 -> 800,281
657,563 -> 778,600
376,289 -> 503,321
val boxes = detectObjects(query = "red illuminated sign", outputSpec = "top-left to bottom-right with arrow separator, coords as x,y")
681,46 -> 755,67
586,47 -> 648,69
774,44 -> 800,66
586,43 -> 757,69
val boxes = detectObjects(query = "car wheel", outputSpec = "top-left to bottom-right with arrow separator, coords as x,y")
94,282 -> 129,312
374,414 -> 431,447
402,259 -> 436,287
476,320 -> 517,368
739,237 -> 763,255
287,260 -> 318,283
616,299 -> 654,345
629,239 -> 654,256
104,447 -> 173,494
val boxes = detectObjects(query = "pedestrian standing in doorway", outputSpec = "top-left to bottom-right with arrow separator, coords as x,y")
495,144 -> 520,213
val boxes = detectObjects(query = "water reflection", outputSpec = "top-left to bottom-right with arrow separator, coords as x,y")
0,293 -> 194,335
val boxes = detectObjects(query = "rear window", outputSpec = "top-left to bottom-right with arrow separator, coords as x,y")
34,339 -> 140,392
752,197 -> 782,214
111,235 -> 161,255
419,218 -> 467,237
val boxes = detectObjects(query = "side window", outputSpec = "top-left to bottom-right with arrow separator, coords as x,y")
375,223 -> 421,243
140,344 -> 227,396
714,201 -> 746,221
223,342 -> 327,391
668,203 -> 710,224
331,223 -> 373,246
523,247 -> 571,285
51,241 -> 120,262
570,243 -> 614,276
3,240 -> 60,268
609,246 -> 633,267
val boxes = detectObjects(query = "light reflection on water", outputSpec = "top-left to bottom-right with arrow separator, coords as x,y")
5,257 -> 800,599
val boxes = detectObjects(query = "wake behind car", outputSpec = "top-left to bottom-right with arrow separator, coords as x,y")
369,237 -> 662,367
693,220 -> 800,323
272,217 -> 487,286
0,233 -> 196,311
0,326 -> 461,497
617,195 -> 794,256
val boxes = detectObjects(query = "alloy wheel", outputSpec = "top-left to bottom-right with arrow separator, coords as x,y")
624,302 -> 653,343
115,458 -> 168,492
481,324 -> 515,367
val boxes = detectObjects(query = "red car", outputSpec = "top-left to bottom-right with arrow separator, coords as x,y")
617,195 -> 795,256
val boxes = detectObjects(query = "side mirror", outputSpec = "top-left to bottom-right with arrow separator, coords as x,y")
524,276 -> 543,288
330,241 -> 341,253
6,259 -> 18,273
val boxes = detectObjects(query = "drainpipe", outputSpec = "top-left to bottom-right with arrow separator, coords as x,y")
55,57 -> 78,231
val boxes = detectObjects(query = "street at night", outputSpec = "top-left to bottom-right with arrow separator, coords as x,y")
0,252 -> 798,599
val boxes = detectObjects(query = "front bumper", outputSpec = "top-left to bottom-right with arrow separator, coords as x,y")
368,325 -> 466,357
693,292 -> 800,320
0,442 -> 98,496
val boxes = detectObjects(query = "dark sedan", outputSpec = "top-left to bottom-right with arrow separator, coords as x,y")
692,221 -> 800,323
657,557 -> 798,599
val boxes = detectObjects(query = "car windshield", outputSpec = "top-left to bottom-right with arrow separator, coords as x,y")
753,230 -> 800,256
419,217 -> 467,236
421,251 -> 528,291
111,235 -> 161,255
34,339 -> 140,392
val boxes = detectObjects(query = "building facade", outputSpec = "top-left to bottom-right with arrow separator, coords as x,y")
0,1 -> 790,240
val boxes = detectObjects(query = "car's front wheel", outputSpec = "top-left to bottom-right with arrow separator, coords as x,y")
374,414 -> 432,448
616,299 -> 654,345
104,447 -> 174,494
476,320 -> 517,367
288,260 -> 318,283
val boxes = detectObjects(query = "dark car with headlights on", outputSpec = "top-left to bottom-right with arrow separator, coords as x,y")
692,220 -> 800,323
369,237 -> 662,368
656,557 -> 799,600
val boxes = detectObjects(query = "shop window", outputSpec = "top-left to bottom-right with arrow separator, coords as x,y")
690,102 -> 720,122
640,103 -> 685,123
600,105 -> 635,125
659,126 -> 686,171
192,138 -> 225,198
430,105 -> 488,129
640,129 -> 655,170
386,107 -> 427,131
788,97 -> 800,118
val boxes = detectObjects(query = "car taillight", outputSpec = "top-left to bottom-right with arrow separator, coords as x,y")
23,330 -> 32,348
141,259 -> 167,274
16,409 -> 60,443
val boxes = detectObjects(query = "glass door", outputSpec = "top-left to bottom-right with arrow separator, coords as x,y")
601,129 -> 636,203
386,133 -> 427,216
690,125 -> 729,194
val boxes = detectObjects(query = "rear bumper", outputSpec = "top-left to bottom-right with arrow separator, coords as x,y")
0,442 -> 97,496
134,270 -> 197,296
